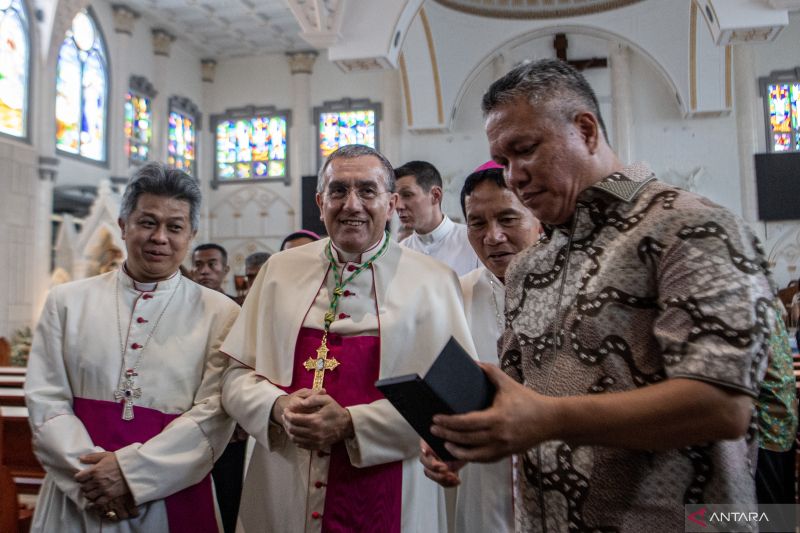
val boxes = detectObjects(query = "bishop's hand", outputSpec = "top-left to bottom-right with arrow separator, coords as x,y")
282,390 -> 354,450
75,451 -> 132,505
419,440 -> 464,487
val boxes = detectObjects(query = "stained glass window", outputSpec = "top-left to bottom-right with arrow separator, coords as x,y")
167,96 -> 199,176
55,9 -> 107,161
211,105 -> 290,186
761,74 -> 800,153
0,0 -> 29,138
124,76 -> 155,165
314,99 -> 381,167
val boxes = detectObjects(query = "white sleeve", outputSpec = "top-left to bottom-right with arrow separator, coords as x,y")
345,399 -> 419,468
115,305 -> 239,505
24,290 -> 103,510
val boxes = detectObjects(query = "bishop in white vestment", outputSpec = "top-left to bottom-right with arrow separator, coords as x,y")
220,145 -> 477,533
24,163 -> 240,533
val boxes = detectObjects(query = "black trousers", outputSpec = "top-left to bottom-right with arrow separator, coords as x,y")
756,444 -> 796,504
212,439 -> 247,533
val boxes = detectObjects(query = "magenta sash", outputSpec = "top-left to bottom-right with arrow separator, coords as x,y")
73,397 -> 218,533
282,327 -> 402,533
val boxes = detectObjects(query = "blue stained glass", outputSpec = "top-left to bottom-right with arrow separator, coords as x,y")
0,0 -> 29,137
215,113 -> 287,181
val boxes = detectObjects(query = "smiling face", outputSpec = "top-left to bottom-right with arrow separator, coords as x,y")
316,155 -> 397,254
119,193 -> 196,283
465,179 -> 540,280
485,96 -> 600,226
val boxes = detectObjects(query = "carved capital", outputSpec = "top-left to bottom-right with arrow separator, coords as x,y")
201,59 -> 217,83
112,4 -> 139,35
38,156 -> 59,182
152,28 -> 175,57
286,51 -> 318,75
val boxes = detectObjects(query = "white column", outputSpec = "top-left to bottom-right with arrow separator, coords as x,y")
286,51 -> 318,229
733,44 -> 760,221
199,59 -> 216,243
151,29 -> 175,164
609,42 -> 633,164
110,5 -> 138,178
381,68 -> 403,166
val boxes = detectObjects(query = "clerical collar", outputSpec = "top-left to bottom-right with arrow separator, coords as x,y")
416,215 -> 452,245
485,267 -> 503,287
331,232 -> 387,264
119,263 -> 181,292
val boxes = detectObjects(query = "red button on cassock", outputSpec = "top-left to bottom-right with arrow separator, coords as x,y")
338,313 -> 349,319
311,512 -> 321,520
314,481 -> 325,489
131,343 -> 141,349
136,317 -> 148,324
347,265 -> 356,272
142,293 -> 153,300
317,450 -> 329,458
343,290 -> 352,297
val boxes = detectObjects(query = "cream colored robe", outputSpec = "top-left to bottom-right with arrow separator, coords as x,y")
221,237 -> 477,533
24,269 -> 239,533
458,267 -> 514,533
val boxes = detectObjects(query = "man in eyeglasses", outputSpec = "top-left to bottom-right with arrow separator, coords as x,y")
220,144 -> 475,532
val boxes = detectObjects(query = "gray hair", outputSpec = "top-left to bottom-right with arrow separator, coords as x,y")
316,144 -> 395,194
482,58 -> 609,143
245,252 -> 271,269
119,162 -> 202,231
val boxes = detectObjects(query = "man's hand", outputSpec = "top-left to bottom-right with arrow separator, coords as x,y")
75,451 -> 132,505
419,441 -> 464,487
430,363 -> 558,463
271,388 -> 315,425
87,493 -> 140,521
282,390 -> 354,450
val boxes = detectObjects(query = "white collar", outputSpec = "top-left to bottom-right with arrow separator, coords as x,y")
119,263 -> 181,292
415,214 -> 451,245
331,232 -> 387,264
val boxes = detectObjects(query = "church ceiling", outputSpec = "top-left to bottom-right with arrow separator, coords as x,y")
431,0 -> 644,19
121,0 -> 310,58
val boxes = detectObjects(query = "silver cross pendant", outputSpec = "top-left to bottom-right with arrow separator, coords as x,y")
114,369 -> 142,421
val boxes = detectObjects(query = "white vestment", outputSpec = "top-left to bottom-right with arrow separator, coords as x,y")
24,269 -> 239,533
221,236 -> 477,533
457,267 -> 514,533
401,215 -> 480,276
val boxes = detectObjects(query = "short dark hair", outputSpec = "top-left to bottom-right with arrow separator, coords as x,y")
394,160 -> 442,192
245,252 -> 270,269
280,230 -> 321,251
460,168 -> 507,219
317,144 -> 395,193
482,58 -> 609,143
120,162 -> 202,231
193,243 -> 228,265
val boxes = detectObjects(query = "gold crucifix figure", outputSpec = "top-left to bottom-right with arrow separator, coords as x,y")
304,340 -> 340,390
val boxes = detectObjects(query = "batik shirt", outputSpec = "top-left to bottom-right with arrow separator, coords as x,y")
501,164 -> 775,532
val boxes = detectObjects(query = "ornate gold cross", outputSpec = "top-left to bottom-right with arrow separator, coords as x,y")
304,340 -> 340,390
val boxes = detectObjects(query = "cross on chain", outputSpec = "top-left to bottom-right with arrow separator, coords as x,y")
303,339 -> 340,390
114,369 -> 142,421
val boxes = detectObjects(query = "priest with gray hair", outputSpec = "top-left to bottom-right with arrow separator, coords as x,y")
25,162 -> 239,532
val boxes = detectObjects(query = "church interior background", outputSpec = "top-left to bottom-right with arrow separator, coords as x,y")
1,0 -> 800,347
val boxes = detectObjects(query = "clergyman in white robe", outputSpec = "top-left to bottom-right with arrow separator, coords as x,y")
457,265 -> 515,533
220,235 -> 477,533
401,215 -> 480,276
24,268 -> 239,532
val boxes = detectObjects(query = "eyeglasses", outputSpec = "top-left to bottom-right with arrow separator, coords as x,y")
325,184 -> 390,203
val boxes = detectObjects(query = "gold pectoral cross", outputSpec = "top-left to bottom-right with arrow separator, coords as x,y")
303,340 -> 340,390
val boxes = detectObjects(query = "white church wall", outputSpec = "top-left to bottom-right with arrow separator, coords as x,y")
751,12 -> 800,289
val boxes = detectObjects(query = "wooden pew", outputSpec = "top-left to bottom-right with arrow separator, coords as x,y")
0,406 -> 45,495
0,376 -> 24,388
0,367 -> 26,376
0,388 -> 25,407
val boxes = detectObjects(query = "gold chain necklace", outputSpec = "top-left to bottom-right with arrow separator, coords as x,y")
114,273 -> 182,420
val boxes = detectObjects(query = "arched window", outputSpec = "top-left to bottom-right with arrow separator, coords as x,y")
211,104 -> 290,188
0,0 -> 30,139
168,96 -> 200,177
125,76 -> 156,165
55,9 -> 108,161
314,98 -> 381,167
760,68 -> 800,153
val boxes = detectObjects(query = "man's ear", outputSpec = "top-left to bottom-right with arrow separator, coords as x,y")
316,193 -> 324,221
430,185 -> 443,206
575,112 -> 601,154
118,218 -> 127,240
